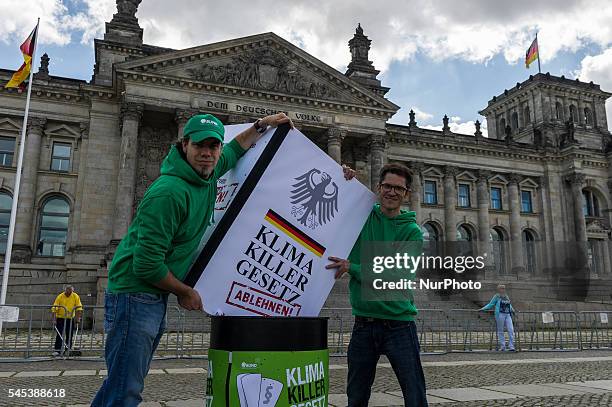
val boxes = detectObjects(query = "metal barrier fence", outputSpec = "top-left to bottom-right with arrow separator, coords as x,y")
579,311 -> 612,350
1,304 -> 611,360
446,309 -> 497,352
514,311 -> 581,351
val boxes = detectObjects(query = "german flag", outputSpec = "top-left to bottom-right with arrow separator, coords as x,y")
525,37 -> 539,69
264,209 -> 326,257
5,24 -> 38,89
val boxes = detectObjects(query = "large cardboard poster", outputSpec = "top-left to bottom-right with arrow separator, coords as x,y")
185,124 -> 375,317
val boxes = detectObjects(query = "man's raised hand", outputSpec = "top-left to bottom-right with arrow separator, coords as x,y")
326,256 -> 350,279
342,164 -> 356,180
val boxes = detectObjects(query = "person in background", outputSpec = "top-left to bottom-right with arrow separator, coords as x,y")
51,285 -> 83,356
479,283 -> 516,351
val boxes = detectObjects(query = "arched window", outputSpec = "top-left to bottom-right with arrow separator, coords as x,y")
0,191 -> 12,254
457,224 -> 474,257
555,102 -> 564,120
511,112 -> 519,130
422,222 -> 440,256
490,227 -> 507,275
499,118 -> 506,138
584,107 -> 593,126
522,229 -> 537,274
569,105 -> 578,123
456,225 -> 473,241
37,196 -> 70,257
523,106 -> 531,126
582,190 -> 600,217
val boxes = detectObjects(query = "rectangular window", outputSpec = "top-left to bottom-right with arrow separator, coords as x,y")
521,190 -> 533,213
491,187 -> 502,210
458,184 -> 471,207
0,137 -> 15,167
51,143 -> 71,172
424,180 -> 437,204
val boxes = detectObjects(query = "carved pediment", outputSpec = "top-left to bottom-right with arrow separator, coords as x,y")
184,48 -> 342,101
45,124 -> 81,140
115,33 -> 398,111
586,218 -> 610,232
0,118 -> 21,134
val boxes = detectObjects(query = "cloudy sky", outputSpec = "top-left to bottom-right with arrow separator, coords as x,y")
2,0 -> 612,135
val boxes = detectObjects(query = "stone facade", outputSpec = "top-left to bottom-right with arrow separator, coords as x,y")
0,1 -> 611,305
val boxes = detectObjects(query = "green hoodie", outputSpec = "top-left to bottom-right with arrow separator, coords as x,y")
107,139 -> 246,293
348,204 -> 423,321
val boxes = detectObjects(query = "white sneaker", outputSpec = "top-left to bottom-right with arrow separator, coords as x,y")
52,351 -> 61,357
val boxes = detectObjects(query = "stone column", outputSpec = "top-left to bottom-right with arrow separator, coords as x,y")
443,165 -> 458,242
112,102 -> 143,242
175,108 -> 197,138
488,112 -> 498,140
577,97 -> 585,126
564,95 -> 574,123
476,170 -> 492,256
68,122 -> 90,249
508,174 -> 525,273
540,92 -> 550,122
566,173 -> 587,243
326,127 -> 345,164
602,239 -> 611,276
409,162 -> 424,221
353,143 -> 370,188
13,117 -> 46,260
369,134 -> 385,190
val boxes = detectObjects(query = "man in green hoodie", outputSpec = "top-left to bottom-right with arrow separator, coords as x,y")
327,163 -> 427,407
92,112 -> 292,407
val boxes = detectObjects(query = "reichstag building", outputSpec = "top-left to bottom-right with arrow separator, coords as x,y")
0,0 -> 610,305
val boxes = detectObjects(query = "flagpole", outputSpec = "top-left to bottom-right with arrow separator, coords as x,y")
0,18 -> 40,334
536,32 -> 541,74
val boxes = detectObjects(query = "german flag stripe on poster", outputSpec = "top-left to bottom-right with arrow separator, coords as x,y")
264,209 -> 326,257
525,38 -> 538,68
5,25 -> 38,89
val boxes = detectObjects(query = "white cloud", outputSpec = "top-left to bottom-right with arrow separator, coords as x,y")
411,107 -> 434,123
422,118 -> 488,138
576,47 -> 612,131
0,0 -> 115,46
2,0 -> 612,74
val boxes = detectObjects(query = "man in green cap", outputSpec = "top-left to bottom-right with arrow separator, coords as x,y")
93,112 -> 292,406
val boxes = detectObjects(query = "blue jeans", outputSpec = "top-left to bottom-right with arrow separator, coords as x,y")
496,313 -> 515,351
92,292 -> 168,407
347,318 -> 428,407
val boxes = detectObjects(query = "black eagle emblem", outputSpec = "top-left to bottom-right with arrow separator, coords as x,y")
290,169 -> 338,229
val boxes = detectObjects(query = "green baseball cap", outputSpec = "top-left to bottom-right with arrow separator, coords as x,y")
183,114 -> 225,143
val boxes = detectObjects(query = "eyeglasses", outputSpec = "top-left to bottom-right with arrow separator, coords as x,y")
379,183 -> 408,194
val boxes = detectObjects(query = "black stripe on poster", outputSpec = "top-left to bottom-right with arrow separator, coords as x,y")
183,123 -> 292,287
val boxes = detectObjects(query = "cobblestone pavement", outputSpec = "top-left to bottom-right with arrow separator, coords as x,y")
0,351 -> 611,406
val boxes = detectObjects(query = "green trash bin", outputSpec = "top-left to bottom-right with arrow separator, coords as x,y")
205,316 -> 329,407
